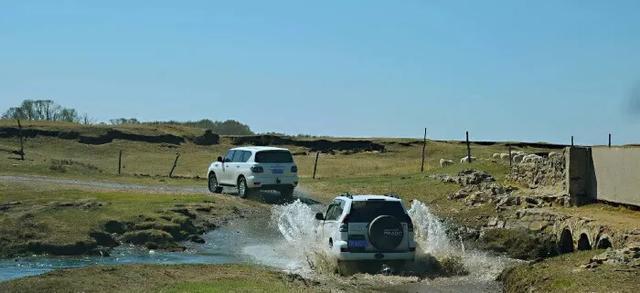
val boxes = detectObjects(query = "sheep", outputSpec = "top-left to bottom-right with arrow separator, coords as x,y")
492,153 -> 501,159
439,158 -> 454,167
548,152 -> 561,159
500,153 -> 510,160
460,156 -> 477,163
512,154 -> 524,164
521,154 -> 543,163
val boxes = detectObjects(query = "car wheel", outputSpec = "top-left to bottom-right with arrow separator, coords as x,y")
237,177 -> 249,198
208,173 -> 223,193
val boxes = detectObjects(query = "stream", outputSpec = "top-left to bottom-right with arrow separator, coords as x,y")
0,200 -> 520,292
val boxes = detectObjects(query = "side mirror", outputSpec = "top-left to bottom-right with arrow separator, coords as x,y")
315,212 -> 324,221
216,156 -> 223,162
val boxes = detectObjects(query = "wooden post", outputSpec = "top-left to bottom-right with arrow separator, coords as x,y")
508,145 -> 512,169
420,128 -> 427,172
312,152 -> 320,179
169,153 -> 180,178
466,131 -> 471,163
571,136 -> 574,147
118,150 -> 122,175
17,119 -> 24,160
608,133 -> 611,147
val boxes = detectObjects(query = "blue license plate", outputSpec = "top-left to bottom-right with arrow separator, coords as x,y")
348,240 -> 367,248
271,169 -> 283,174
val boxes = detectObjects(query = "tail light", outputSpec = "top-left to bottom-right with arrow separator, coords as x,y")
407,216 -> 414,232
291,165 -> 298,173
339,214 -> 350,232
250,166 -> 264,173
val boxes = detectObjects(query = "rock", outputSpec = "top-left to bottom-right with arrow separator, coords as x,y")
582,242 -> 640,269
507,150 -> 566,189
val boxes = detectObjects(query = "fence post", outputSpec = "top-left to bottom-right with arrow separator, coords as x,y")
608,133 -> 611,147
16,119 -> 24,160
312,152 -> 320,179
169,153 -> 180,178
118,150 -> 122,175
466,131 -> 471,163
508,145 -> 512,169
420,128 -> 427,172
571,136 -> 574,147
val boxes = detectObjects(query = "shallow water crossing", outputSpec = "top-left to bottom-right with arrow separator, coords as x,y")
0,200 -> 519,292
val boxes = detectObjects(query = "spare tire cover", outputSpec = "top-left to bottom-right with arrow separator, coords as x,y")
368,215 -> 404,250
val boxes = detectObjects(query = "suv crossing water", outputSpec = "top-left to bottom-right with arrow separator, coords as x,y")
315,194 -> 416,265
207,147 -> 299,198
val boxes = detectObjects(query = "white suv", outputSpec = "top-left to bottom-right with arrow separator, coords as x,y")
315,194 -> 416,264
207,146 -> 299,198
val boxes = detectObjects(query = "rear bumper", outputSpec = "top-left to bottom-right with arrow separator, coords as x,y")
246,175 -> 298,189
336,251 -> 415,261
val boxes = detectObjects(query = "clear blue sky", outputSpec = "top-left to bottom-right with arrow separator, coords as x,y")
1,1 -> 639,144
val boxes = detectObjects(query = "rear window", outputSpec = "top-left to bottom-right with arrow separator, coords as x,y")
347,201 -> 408,222
255,150 -> 293,163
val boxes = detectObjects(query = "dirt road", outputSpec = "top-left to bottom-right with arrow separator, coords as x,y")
0,175 -> 320,204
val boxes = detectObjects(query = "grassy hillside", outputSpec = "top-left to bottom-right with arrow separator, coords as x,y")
0,120 -> 550,183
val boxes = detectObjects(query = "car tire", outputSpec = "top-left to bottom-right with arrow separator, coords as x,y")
208,173 -> 223,193
280,186 -> 294,198
237,176 -> 253,198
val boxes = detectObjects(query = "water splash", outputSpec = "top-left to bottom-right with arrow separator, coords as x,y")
270,200 -> 319,243
408,200 -> 521,281
407,200 -> 453,256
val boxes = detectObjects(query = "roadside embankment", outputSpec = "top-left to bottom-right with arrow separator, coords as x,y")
0,180 -> 263,257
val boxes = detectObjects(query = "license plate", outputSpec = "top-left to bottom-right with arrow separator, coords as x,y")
271,169 -> 283,174
348,240 -> 367,248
